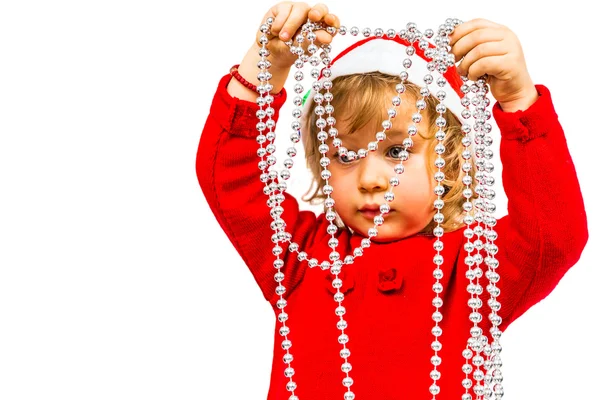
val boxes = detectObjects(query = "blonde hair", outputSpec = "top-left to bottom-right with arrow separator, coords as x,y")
301,71 -> 470,234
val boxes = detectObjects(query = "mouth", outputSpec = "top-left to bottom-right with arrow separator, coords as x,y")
358,208 -> 395,219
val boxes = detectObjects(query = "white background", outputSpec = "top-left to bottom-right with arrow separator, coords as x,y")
0,0 -> 597,399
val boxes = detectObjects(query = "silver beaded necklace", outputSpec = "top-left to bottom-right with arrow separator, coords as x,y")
253,17 -> 504,400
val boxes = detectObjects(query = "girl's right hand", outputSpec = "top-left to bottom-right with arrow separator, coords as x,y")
256,2 -> 340,70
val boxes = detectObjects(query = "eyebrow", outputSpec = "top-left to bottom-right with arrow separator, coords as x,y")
385,129 -> 407,138
337,129 -> 408,141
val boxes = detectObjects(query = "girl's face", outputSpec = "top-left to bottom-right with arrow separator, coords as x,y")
326,94 -> 436,243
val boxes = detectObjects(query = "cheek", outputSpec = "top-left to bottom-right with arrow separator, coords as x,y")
328,172 -> 353,193
401,154 -> 430,181
327,172 -> 356,208
397,156 -> 436,196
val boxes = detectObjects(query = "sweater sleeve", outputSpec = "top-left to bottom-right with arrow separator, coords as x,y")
487,84 -> 588,328
196,73 -> 322,308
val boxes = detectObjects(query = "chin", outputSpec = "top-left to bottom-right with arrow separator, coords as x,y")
369,234 -> 405,243
353,223 -> 415,243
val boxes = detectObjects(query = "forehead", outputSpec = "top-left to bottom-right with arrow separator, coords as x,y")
333,90 -> 424,139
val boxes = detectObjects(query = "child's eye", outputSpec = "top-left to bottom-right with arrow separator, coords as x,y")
387,145 -> 408,159
333,146 -> 410,165
332,152 -> 354,164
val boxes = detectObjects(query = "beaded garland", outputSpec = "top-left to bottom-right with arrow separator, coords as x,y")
252,17 -> 504,400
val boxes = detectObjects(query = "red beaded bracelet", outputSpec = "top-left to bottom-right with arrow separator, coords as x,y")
229,64 -> 284,98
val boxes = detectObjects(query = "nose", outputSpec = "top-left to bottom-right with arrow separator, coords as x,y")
358,153 -> 391,193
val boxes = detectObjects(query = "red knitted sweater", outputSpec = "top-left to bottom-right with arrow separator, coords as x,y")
197,73 -> 588,400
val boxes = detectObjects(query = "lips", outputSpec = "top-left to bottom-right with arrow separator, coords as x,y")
359,207 -> 378,212
359,204 -> 393,213
359,209 -> 380,219
358,205 -> 394,219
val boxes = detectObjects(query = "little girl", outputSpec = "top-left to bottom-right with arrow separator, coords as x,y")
197,3 -> 588,399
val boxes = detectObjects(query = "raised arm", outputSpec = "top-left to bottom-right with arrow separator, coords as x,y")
197,4 -> 340,307
448,19 -> 588,327
196,71 -> 324,307
489,84 -> 588,327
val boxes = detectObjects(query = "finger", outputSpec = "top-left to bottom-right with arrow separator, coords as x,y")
457,41 -> 507,76
324,13 -> 340,30
314,13 -> 341,45
463,55 -> 507,81
450,27 -> 504,62
315,30 -> 334,45
449,18 -> 503,46
315,13 -> 341,44
280,3 -> 311,41
308,3 -> 329,22
269,2 -> 294,38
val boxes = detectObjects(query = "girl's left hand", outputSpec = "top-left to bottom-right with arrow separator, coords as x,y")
449,18 -> 539,113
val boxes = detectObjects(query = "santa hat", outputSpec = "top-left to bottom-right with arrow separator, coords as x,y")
300,34 -> 466,148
